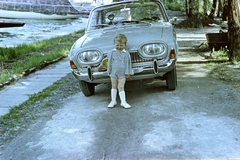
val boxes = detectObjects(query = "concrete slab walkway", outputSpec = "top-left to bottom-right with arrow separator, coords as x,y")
0,58 -> 70,116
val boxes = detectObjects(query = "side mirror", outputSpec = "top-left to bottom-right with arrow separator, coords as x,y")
170,17 -> 177,24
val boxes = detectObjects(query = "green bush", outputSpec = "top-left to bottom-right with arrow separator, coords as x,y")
165,2 -> 183,11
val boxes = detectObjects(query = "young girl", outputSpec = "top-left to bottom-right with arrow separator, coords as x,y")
98,34 -> 133,109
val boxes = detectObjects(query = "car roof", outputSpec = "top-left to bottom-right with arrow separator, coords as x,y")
91,0 -> 163,10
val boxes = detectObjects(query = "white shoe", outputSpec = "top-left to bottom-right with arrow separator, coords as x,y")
108,89 -> 117,108
108,101 -> 117,108
119,91 -> 131,109
121,101 -> 131,109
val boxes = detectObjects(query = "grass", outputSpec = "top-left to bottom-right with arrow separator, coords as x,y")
0,77 -> 71,129
210,49 -> 229,61
232,56 -> 239,65
0,29 -> 85,84
206,49 -> 240,83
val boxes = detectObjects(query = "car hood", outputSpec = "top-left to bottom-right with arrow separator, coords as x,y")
74,22 -> 174,55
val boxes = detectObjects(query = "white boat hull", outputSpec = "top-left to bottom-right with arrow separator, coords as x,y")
0,10 -> 80,20
0,0 -> 86,19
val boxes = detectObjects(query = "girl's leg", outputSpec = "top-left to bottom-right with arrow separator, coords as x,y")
118,78 -> 131,109
111,77 -> 118,89
108,77 -> 118,108
118,77 -> 126,92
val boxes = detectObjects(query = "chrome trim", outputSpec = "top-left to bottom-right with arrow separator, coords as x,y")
138,42 -> 168,58
72,59 -> 176,83
153,59 -> 158,74
130,51 -> 165,63
87,67 -> 93,81
76,49 -> 104,65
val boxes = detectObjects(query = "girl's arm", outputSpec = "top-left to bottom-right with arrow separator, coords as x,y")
125,51 -> 133,75
107,51 -> 113,74
98,65 -> 103,72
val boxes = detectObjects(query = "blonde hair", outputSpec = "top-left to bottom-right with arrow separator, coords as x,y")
114,34 -> 127,45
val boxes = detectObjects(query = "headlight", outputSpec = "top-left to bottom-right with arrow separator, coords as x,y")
78,50 -> 102,64
141,43 -> 167,58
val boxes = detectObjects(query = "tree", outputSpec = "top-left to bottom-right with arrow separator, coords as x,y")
178,0 -> 215,28
217,0 -> 224,17
203,0 -> 210,16
182,0 -> 203,28
209,0 -> 217,19
228,0 -> 240,61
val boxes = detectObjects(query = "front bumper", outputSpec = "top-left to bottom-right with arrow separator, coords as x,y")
72,58 -> 176,83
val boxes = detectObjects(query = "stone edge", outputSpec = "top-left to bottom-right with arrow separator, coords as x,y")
0,54 -> 68,90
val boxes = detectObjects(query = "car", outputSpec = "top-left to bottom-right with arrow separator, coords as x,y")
69,0 -> 178,96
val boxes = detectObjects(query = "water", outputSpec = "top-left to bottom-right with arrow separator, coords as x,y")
0,17 -> 88,47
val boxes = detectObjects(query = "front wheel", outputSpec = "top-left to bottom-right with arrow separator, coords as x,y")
165,66 -> 177,90
79,80 -> 95,96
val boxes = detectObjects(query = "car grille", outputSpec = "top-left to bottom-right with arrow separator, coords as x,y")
130,51 -> 164,63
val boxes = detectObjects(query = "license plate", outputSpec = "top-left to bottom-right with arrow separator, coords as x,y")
133,68 -> 143,73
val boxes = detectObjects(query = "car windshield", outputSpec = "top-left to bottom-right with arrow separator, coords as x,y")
86,1 -> 167,31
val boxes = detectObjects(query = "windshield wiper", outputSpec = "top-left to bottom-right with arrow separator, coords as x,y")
91,24 -> 109,28
120,20 -> 151,25
120,20 -> 140,24
140,18 -> 152,21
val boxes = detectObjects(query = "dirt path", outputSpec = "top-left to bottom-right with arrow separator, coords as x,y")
1,60 -> 240,159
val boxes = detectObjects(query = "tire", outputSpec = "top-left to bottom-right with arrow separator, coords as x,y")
165,66 -> 177,90
79,80 -> 95,96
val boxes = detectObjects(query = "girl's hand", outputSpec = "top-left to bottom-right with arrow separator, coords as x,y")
98,65 -> 103,72
126,74 -> 130,79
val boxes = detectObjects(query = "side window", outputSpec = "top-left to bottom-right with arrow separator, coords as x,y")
88,11 -> 103,30
105,11 -> 114,24
88,12 -> 97,30
130,6 -> 164,21
131,7 -> 152,20
104,10 -> 123,24
97,11 -> 102,25
87,2 -> 167,31
112,10 -> 124,22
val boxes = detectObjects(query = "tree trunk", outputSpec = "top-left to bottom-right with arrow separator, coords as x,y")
195,0 -> 203,28
209,0 -> 217,19
185,0 -> 203,28
203,0 -> 208,16
188,0 -> 198,18
228,0 -> 240,61
186,0 -> 189,16
188,0 -> 194,18
217,0 -> 224,17
222,0 -> 228,20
